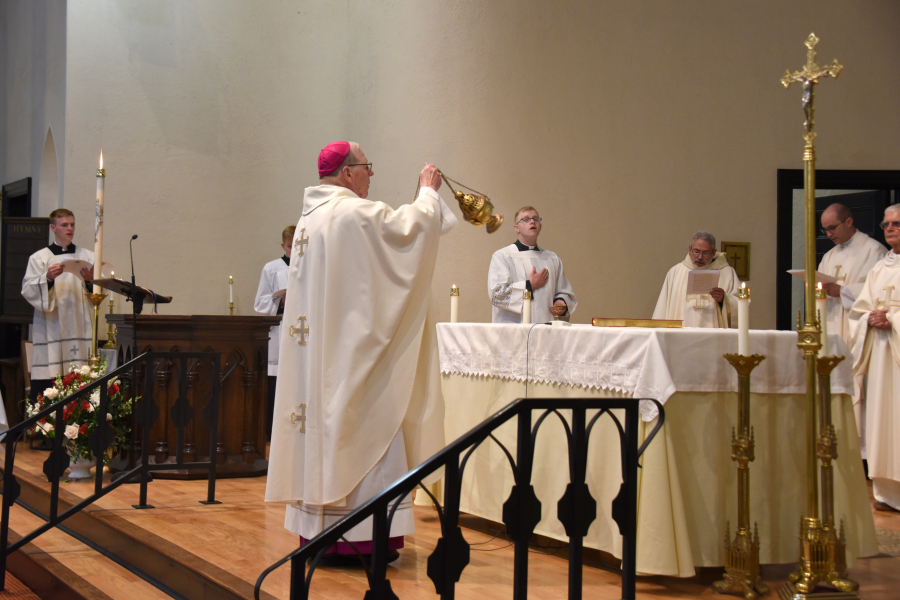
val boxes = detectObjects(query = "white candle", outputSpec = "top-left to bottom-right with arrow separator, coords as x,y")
523,290 -> 532,324
229,276 -> 234,303
92,151 -> 105,293
450,285 -> 459,323
737,283 -> 750,355
817,282 -> 829,356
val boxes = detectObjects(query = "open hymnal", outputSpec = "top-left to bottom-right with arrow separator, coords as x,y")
686,270 -> 719,297
787,269 -> 838,284
54,259 -> 93,276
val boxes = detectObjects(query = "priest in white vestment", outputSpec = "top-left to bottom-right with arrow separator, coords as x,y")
849,204 -> 900,512
652,230 -> 740,328
488,206 -> 577,324
21,209 -> 94,401
266,141 -> 457,560
254,224 -> 294,439
818,203 -> 887,456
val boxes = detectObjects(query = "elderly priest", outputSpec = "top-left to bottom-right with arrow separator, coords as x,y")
849,203 -> 900,512
21,209 -> 95,402
652,231 -> 740,327
265,141 -> 457,561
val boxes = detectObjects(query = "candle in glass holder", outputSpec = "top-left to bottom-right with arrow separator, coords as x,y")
737,283 -> 750,355
450,285 -> 459,323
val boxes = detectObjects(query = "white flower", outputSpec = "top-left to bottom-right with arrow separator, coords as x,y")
38,422 -> 54,434
43,387 -> 59,400
107,413 -> 112,422
90,390 -> 100,407
80,365 -> 91,375
89,371 -> 99,379
64,424 -> 79,439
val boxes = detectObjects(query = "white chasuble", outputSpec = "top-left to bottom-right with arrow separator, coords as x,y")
488,244 -> 577,324
22,247 -> 94,380
819,230 -> 887,343
265,184 -> 457,540
651,253 -> 740,328
254,257 -> 289,376
849,251 -> 900,500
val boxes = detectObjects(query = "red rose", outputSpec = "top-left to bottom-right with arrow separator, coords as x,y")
79,424 -> 88,435
108,384 -> 119,396
82,401 -> 91,411
63,405 -> 73,421
62,373 -> 78,387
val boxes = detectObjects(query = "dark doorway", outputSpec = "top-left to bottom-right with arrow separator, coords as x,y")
776,170 -> 900,331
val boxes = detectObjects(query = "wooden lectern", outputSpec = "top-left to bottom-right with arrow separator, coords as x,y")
107,314 -> 282,479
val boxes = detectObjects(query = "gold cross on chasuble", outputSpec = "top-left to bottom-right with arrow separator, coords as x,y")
289,316 -> 310,346
689,295 -> 712,310
833,265 -> 846,285
294,228 -> 309,257
876,285 -> 900,312
290,403 -> 307,433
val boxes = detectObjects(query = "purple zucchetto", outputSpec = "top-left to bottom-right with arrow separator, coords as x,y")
318,141 -> 351,178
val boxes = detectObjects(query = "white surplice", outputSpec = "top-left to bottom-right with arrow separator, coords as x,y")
21,246 -> 94,380
265,183 -> 457,542
652,252 -> 740,328
488,243 -> 577,324
819,230 -> 887,451
254,257 -> 289,376
849,251 -> 900,509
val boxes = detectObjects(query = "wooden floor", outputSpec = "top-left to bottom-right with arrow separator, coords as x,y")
4,446 -> 900,599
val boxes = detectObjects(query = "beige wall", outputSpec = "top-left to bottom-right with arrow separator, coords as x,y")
6,1 -> 900,328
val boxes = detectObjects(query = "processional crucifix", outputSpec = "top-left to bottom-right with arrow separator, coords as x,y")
779,33 -> 858,599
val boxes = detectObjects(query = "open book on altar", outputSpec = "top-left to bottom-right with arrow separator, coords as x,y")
787,269 -> 838,284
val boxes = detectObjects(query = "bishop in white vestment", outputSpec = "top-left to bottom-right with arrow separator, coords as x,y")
849,205 -> 900,511
652,231 -> 739,328
254,224 -> 293,438
818,203 -> 887,453
21,209 -> 94,397
266,142 -> 457,556
488,206 -> 576,323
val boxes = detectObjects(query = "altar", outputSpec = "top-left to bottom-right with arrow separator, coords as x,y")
436,323 -> 878,577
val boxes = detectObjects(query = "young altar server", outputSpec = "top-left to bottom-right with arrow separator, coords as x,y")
266,141 -> 457,562
254,224 -> 295,439
21,209 -> 95,401
652,230 -> 740,327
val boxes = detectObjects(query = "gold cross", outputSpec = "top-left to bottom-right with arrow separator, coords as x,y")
833,265 -> 846,285
294,228 -> 309,257
689,295 -> 712,310
289,315 -> 310,346
290,403 -> 306,433
875,285 -> 900,312
781,33 -> 843,142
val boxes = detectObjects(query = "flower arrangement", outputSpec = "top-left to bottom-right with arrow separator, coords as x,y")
27,358 -> 134,462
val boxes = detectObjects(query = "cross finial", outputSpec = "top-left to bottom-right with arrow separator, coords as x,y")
781,33 -> 843,143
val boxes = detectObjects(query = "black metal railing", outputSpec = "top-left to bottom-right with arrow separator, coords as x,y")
255,397 -> 664,600
0,351 -> 221,591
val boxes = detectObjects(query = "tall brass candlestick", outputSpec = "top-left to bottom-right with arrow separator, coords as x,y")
780,34 -> 858,599
713,353 -> 768,600
85,292 -> 108,366
103,295 -> 117,349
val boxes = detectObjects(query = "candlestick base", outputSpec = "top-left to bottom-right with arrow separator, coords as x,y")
229,302 -> 234,316
85,292 -> 109,366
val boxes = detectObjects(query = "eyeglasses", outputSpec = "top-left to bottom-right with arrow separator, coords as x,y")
690,248 -> 714,258
821,219 -> 848,235
347,163 -> 373,172
881,220 -> 900,230
516,217 -> 542,225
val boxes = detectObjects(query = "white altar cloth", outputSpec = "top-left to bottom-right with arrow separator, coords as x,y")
436,324 -> 877,577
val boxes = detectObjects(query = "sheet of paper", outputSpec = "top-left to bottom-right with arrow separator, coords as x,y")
686,270 -> 720,296
272,289 -> 286,298
787,269 -> 838,285
55,259 -> 92,276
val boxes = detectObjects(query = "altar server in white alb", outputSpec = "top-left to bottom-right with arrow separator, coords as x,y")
652,231 -> 740,328
265,141 -> 457,561
254,224 -> 294,439
849,204 -> 900,512
21,209 -> 94,401
488,206 -> 577,323
818,203 -> 887,455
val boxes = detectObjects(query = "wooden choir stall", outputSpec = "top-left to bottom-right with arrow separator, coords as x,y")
107,314 -> 282,479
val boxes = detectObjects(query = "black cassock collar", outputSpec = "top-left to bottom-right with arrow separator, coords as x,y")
281,255 -> 289,266
514,240 -> 540,252
49,243 -> 77,255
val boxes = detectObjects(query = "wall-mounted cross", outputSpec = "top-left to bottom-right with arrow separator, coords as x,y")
294,228 -> 309,257
290,403 -> 307,433
289,316 -> 310,346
